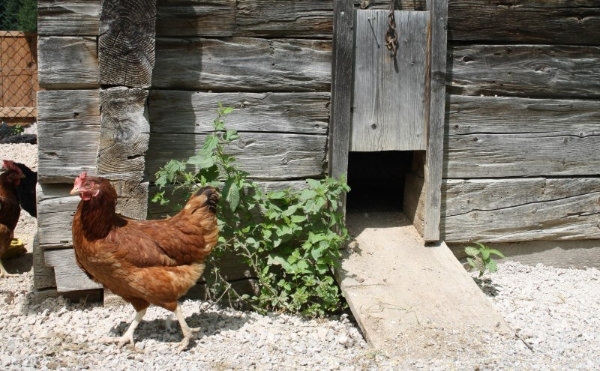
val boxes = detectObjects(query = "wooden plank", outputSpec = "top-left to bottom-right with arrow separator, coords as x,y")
450,45 -> 600,99
351,0 -> 426,10
152,37 -> 331,91
37,90 -> 100,183
351,10 -> 429,152
156,0 -> 235,37
340,211 -> 510,357
99,0 -> 156,88
37,36 -> 99,89
38,0 -> 101,36
37,184 -> 80,247
236,0 -> 333,38
446,96 -> 600,178
329,0 -> 354,188
448,0 -> 600,45
146,132 -> 327,180
442,178 -> 600,243
148,91 -> 329,135
423,0 -> 448,242
44,248 -> 102,292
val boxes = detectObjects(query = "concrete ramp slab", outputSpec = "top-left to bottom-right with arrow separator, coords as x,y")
338,211 -> 511,358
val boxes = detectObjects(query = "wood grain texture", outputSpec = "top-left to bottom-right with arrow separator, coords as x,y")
329,0 -> 354,188
38,0 -> 101,36
148,91 -> 329,135
442,178 -> 600,242
152,37 -> 331,91
449,45 -> 600,99
423,0 -> 448,241
236,0 -> 333,38
37,184 -> 80,247
37,90 -> 100,183
351,10 -> 429,152
448,0 -> 600,45
37,36 -> 99,89
146,132 -> 327,181
44,248 -> 103,292
98,87 -> 150,179
99,0 -> 156,87
446,95 -> 600,178
156,0 -> 235,37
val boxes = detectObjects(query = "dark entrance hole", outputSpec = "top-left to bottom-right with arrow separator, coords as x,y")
346,151 -> 414,213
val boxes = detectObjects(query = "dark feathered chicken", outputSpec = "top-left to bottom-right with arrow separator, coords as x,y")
1,160 -> 37,217
0,160 -> 25,277
70,172 -> 220,351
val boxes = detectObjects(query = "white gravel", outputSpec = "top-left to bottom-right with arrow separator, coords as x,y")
1,142 -> 600,370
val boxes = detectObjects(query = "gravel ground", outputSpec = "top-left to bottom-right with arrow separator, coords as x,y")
1,142 -> 600,370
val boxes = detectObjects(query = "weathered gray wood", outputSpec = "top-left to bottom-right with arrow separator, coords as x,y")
450,45 -> 600,99
44,248 -> 102,292
237,0 -> 333,38
448,0 -> 600,45
329,0 -> 354,189
351,10 -> 429,152
146,133 -> 327,180
423,0 -> 448,242
442,178 -> 600,242
99,0 -> 156,88
156,0 -> 235,37
38,0 -> 101,36
98,87 -> 149,179
37,90 -> 101,183
446,96 -> 600,178
37,37 -> 99,89
37,184 -> 79,247
352,0 -> 426,10
152,37 -> 331,91
148,91 -> 329,135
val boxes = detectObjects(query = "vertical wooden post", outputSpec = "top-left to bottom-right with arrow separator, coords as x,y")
329,0 -> 355,190
423,0 -> 448,241
98,0 -> 156,219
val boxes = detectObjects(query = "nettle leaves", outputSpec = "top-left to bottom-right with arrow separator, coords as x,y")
153,105 -> 350,317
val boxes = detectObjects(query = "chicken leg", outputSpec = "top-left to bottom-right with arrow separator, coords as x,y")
174,304 -> 200,352
101,308 -> 147,348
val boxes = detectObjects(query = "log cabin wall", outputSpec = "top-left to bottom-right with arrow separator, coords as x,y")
442,1 -> 600,243
35,0 -> 600,293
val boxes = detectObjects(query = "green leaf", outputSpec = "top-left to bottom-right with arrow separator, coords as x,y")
187,153 -> 215,168
223,179 -> 241,211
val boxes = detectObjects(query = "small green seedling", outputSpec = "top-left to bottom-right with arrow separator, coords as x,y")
464,242 -> 505,277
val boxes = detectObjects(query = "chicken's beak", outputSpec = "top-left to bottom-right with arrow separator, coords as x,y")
70,186 -> 80,195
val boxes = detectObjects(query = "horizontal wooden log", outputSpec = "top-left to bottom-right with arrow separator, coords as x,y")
38,0 -> 101,36
236,0 -> 333,38
152,37 -> 331,91
148,91 -> 329,135
37,90 -> 100,183
446,95 -> 600,178
448,0 -> 600,45
442,178 -> 600,243
156,0 -> 235,37
44,248 -> 102,292
449,45 -> 600,99
37,184 -> 79,247
146,132 -> 327,180
38,37 -> 99,89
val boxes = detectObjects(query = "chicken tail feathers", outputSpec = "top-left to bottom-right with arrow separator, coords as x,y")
191,186 -> 219,214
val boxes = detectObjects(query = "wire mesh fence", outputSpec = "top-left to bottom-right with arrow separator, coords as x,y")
0,30 -> 38,126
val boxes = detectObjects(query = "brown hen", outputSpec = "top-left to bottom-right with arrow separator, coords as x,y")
70,172 -> 219,351
0,160 -> 25,277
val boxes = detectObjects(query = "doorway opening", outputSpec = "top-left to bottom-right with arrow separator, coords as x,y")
346,151 -> 418,213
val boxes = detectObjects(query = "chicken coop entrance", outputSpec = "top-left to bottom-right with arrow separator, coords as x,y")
330,3 -> 447,241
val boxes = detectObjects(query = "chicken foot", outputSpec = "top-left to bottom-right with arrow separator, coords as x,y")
0,260 -> 18,278
101,308 -> 147,349
174,304 -> 199,352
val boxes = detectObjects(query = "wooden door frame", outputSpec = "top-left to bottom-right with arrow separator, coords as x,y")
329,0 -> 448,242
